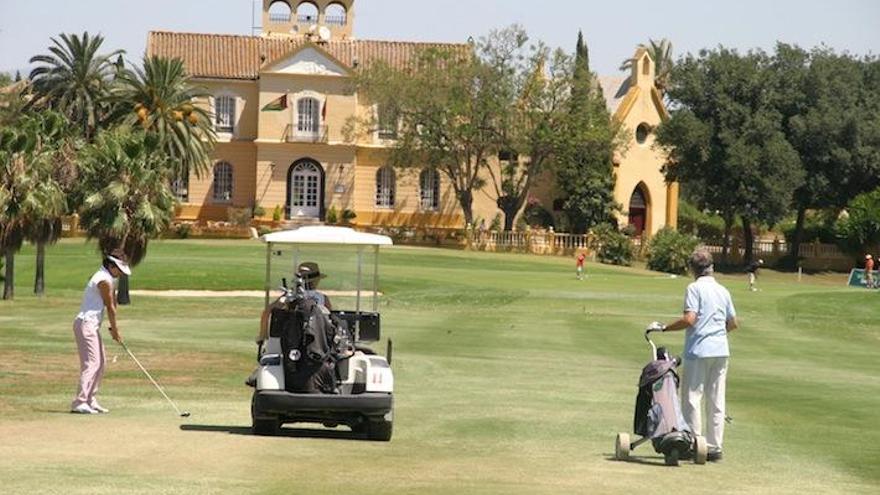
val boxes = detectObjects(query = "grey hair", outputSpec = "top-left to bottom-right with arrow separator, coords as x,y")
689,248 -> 714,277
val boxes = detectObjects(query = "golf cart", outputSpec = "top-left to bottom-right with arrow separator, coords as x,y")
250,226 -> 394,440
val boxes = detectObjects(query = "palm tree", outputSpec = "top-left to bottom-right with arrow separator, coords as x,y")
28,32 -> 122,140
114,56 -> 216,181
620,38 -> 674,94
0,110 -> 70,299
78,128 -> 176,304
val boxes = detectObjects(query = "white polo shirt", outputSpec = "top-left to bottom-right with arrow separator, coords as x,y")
76,267 -> 116,323
682,275 -> 737,359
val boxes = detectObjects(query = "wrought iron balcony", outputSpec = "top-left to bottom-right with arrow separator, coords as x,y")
284,124 -> 329,143
268,13 -> 291,23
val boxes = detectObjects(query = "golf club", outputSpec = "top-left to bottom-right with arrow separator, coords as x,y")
120,341 -> 191,418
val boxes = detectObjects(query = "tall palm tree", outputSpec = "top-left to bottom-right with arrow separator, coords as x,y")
78,128 -> 176,304
28,32 -> 122,140
0,116 -> 38,300
620,38 -> 674,94
114,56 -> 216,181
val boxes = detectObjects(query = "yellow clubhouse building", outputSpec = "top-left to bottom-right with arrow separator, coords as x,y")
149,0 -> 678,235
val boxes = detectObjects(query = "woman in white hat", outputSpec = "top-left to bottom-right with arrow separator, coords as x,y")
70,249 -> 131,414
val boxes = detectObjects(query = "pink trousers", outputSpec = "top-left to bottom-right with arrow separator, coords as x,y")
71,318 -> 106,409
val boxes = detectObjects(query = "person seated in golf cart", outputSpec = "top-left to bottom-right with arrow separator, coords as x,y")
256,262 -> 333,344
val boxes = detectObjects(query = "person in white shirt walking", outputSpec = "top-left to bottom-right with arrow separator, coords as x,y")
648,248 -> 738,462
70,250 -> 131,414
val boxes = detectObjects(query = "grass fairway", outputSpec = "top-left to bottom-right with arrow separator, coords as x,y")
1,239 -> 877,494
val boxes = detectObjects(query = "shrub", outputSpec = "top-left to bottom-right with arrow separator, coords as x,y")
252,204 -> 266,218
342,209 -> 357,224
326,206 -> 339,224
490,213 -> 502,232
272,205 -> 282,222
227,207 -> 252,227
173,223 -> 192,239
590,223 -> 634,266
646,227 -> 701,275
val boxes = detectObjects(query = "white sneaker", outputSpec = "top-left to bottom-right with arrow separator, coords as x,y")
90,402 -> 110,414
70,403 -> 98,414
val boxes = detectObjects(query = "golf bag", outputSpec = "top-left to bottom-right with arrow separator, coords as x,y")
273,297 -> 344,394
633,348 -> 695,457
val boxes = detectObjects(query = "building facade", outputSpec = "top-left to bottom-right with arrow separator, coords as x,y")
148,0 -> 677,234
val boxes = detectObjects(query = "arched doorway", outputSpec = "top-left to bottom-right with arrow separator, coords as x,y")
287,159 -> 325,219
628,185 -> 649,236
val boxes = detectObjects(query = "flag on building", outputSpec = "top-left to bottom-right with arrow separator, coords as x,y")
262,94 -> 287,112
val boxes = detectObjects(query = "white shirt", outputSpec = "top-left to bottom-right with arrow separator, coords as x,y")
682,276 -> 737,359
76,267 -> 116,323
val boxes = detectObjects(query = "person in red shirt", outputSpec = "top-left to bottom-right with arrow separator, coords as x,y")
576,252 -> 586,280
865,254 -> 875,289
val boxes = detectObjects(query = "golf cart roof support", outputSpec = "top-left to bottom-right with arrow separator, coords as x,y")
372,245 -> 379,313
264,243 -> 272,308
355,246 -> 363,341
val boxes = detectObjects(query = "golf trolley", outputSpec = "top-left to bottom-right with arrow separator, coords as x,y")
250,227 -> 394,441
614,326 -> 708,466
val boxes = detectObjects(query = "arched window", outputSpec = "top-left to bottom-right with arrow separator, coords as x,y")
375,166 -> 396,209
297,97 -> 320,134
215,95 -> 236,133
296,1 -> 319,23
268,1 -> 292,23
642,57 -> 650,76
420,168 -> 440,211
324,3 -> 348,26
212,161 -> 234,203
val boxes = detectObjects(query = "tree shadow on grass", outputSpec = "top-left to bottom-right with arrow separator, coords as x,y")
180,424 -> 370,441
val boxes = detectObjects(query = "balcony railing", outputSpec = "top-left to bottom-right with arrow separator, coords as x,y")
284,124 -> 329,143
325,15 -> 347,26
268,13 -> 291,23
297,14 -> 318,23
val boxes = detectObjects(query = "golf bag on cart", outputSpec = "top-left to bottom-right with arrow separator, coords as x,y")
271,290 -> 352,394
615,332 -> 707,466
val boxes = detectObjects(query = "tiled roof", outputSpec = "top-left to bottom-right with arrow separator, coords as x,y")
147,31 -> 468,80
597,75 -> 631,116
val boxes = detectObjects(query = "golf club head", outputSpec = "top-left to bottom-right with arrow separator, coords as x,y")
181,411 -> 191,418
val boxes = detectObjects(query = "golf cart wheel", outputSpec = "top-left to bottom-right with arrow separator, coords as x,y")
366,420 -> 393,442
251,394 -> 280,436
253,417 -> 280,436
614,433 -> 630,460
694,436 -> 708,465
664,449 -> 680,467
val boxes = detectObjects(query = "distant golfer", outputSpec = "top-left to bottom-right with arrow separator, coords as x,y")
648,248 -> 738,462
70,250 -> 131,414
865,254 -> 875,289
745,259 -> 764,292
576,252 -> 586,280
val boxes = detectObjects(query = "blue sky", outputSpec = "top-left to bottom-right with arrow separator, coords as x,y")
1,0 -> 878,76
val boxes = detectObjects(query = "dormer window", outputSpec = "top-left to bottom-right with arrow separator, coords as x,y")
215,95 -> 236,134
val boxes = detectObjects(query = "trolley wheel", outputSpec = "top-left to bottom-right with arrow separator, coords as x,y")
693,435 -> 708,465
615,433 -> 631,460
664,448 -> 680,466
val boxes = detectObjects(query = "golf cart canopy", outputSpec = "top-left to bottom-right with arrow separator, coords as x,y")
262,227 -> 393,246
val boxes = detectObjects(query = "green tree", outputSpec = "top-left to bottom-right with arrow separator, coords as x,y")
350,37 -> 501,225
620,38 -> 674,94
114,56 -> 216,180
0,111 -> 68,299
656,47 -> 804,263
772,45 -> 880,260
838,188 -> 880,256
479,27 -> 584,230
554,32 -> 621,234
28,32 -> 122,139
0,72 -> 12,86
78,128 -> 176,304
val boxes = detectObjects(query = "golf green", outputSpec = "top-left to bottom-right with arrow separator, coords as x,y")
0,239 -> 877,494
